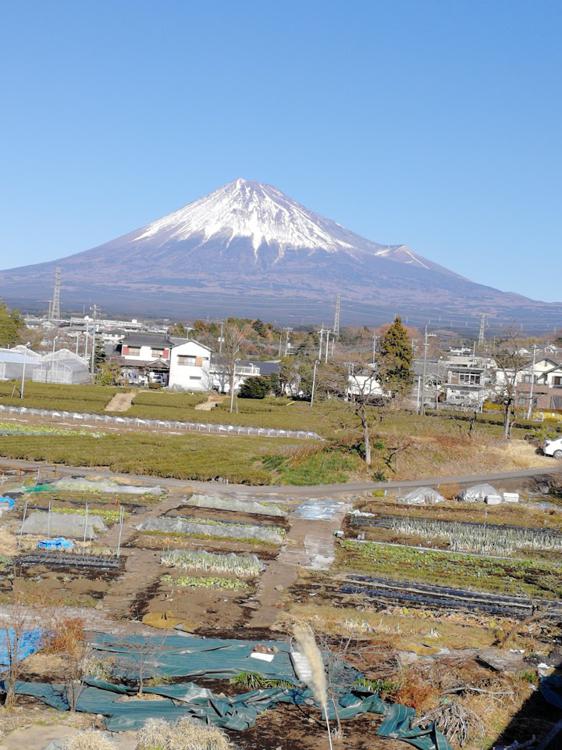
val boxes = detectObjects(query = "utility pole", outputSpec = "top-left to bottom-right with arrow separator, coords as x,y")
324,330 -> 331,363
218,321 -> 224,355
372,334 -> 377,365
20,341 -> 31,399
310,359 -> 320,408
318,328 -> 325,361
282,327 -> 292,357
421,325 -> 435,416
90,305 -> 98,377
526,344 -> 537,420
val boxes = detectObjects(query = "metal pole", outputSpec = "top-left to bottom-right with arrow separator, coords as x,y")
83,502 -> 89,543
310,359 -> 319,407
18,499 -> 29,548
526,345 -> 537,420
372,334 -> 377,364
90,305 -> 98,377
20,348 -> 27,399
416,375 -> 422,414
324,330 -> 330,363
318,329 -> 324,361
421,325 -> 429,416
116,506 -> 124,557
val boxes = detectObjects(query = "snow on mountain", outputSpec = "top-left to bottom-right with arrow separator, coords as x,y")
2,177 -> 561,329
133,178 -> 358,256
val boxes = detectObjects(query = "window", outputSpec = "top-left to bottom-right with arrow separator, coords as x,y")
151,348 -> 164,358
177,355 -> 197,366
554,376 -> 562,388
459,372 -> 480,385
189,375 -> 202,380
126,346 -> 141,356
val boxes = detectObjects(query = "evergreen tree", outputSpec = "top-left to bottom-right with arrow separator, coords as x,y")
0,303 -> 25,347
239,375 -> 271,399
378,316 -> 413,397
168,321 -> 188,337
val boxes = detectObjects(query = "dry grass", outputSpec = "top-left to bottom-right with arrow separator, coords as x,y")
135,717 -> 232,750
44,617 -> 85,656
64,731 -> 115,750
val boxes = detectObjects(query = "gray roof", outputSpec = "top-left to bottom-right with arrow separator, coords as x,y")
121,333 -> 172,347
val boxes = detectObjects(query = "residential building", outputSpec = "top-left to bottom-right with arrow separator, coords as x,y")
168,340 -> 212,391
443,355 -> 496,408
209,358 -> 261,393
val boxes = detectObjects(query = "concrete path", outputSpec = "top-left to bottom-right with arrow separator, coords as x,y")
194,394 -> 225,411
249,498 -> 350,628
104,391 -> 136,412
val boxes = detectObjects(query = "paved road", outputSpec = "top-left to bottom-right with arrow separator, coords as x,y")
0,456 -> 560,497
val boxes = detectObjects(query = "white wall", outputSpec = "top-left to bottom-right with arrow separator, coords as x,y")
168,341 -> 211,391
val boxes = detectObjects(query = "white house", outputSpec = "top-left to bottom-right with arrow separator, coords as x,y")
209,358 -> 261,393
168,340 -> 212,391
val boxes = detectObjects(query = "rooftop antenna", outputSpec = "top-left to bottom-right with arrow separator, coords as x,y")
50,267 -> 62,320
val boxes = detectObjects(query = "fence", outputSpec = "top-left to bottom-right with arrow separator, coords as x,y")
0,404 -> 321,441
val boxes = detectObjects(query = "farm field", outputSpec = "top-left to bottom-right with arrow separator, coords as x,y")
1,465 -> 562,749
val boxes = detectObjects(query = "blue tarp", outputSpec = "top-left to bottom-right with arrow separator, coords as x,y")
37,537 -> 75,550
0,496 -> 15,509
0,628 -> 43,667
0,633 -> 451,749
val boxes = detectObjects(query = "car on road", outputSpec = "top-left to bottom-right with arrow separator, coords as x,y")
544,436 -> 562,459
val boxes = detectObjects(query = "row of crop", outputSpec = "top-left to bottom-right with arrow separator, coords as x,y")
161,574 -> 248,590
384,516 -> 562,556
139,516 -> 286,544
425,407 -> 562,434
160,549 -> 263,577
0,421 -> 105,438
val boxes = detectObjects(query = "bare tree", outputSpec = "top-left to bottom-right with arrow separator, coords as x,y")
493,332 -> 529,439
219,323 -> 248,413
0,604 -> 36,708
319,356 -> 387,467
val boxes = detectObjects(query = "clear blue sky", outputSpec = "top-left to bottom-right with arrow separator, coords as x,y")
1,0 -> 561,302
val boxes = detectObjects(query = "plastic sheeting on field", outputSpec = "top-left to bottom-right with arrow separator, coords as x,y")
0,628 -> 43,667
138,516 -> 285,545
458,484 -> 498,503
397,488 -> 445,506
0,632 -> 452,748
37,537 -> 75,551
21,511 -> 107,540
185,494 -> 287,518
24,477 -> 164,496
0,496 -> 15,509
293,499 -> 347,520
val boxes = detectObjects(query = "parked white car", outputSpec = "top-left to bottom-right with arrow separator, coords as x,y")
544,436 -> 562,459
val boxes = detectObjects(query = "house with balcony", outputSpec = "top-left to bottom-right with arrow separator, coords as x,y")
209,358 -> 261,393
515,358 -> 562,413
168,340 -> 212,391
443,355 -> 496,408
113,333 -> 175,385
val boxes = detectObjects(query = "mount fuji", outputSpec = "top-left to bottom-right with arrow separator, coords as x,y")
1,178 -> 560,329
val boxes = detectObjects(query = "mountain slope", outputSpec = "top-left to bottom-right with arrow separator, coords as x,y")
0,178 -> 560,329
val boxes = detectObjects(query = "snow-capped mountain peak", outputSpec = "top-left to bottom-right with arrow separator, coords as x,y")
133,178 -> 358,255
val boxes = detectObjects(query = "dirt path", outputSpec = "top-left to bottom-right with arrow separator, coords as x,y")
194,394 -> 225,411
96,493 -> 185,619
249,499 -> 351,628
104,391 -> 136,412
0,457 -> 559,497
